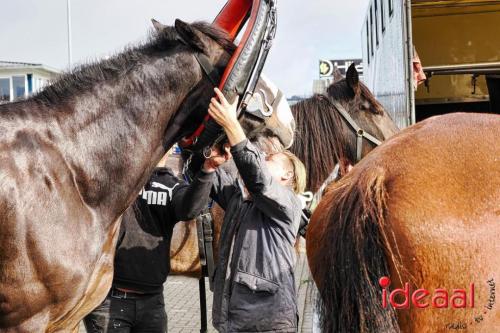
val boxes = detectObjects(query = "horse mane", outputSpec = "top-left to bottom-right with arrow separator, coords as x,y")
32,22 -> 235,106
290,94 -> 351,192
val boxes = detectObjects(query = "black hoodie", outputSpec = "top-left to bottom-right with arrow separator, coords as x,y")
112,167 -> 213,293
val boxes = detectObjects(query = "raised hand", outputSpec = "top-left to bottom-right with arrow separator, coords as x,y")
208,88 -> 246,146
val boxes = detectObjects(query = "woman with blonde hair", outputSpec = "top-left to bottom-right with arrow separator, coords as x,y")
201,88 -> 306,332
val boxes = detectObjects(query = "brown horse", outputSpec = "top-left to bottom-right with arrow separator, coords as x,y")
0,21 -> 295,332
306,74 -> 500,330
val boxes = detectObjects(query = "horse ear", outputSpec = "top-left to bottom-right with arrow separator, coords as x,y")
333,68 -> 344,83
174,19 -> 209,54
151,18 -> 167,32
346,63 -> 360,95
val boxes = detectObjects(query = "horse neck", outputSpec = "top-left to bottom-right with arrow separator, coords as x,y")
33,53 -> 200,223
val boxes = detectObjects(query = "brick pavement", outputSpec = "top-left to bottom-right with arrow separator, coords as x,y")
79,249 -> 316,332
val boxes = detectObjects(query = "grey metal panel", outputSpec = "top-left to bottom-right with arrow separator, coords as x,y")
404,0 -> 415,125
361,0 -> 411,128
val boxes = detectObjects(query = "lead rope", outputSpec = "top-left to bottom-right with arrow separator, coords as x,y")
198,277 -> 208,333
196,206 -> 215,333
196,206 -> 216,289
310,163 -> 341,210
181,164 -> 213,333
196,209 -> 213,333
296,164 -> 341,239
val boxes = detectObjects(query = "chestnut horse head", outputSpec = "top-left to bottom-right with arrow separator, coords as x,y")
0,19 -> 294,332
290,64 -> 399,193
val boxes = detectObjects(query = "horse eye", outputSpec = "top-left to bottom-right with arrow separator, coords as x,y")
361,102 -> 370,110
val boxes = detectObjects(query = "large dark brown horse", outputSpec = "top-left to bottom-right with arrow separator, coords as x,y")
0,21 -> 295,332
305,68 -> 500,332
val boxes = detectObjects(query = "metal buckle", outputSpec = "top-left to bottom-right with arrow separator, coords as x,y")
203,146 -> 213,159
110,288 -> 127,299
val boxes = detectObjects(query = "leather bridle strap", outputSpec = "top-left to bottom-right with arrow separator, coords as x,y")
330,100 -> 382,162
193,53 -> 221,87
177,37 -> 222,87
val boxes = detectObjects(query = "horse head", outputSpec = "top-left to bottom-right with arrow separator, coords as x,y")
152,19 -> 294,152
149,19 -> 236,149
291,64 -> 399,193
326,63 -> 399,150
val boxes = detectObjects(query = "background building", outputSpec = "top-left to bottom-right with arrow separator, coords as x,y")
313,58 -> 363,94
0,61 -> 60,103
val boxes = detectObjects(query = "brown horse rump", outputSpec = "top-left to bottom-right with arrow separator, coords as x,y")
307,113 -> 500,333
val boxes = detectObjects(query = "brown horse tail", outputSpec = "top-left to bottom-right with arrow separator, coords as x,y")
313,166 -> 400,333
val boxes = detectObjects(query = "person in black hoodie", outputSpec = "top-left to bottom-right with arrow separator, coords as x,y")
83,153 -> 213,333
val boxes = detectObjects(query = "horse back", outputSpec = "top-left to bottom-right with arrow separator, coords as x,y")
375,113 -> 499,225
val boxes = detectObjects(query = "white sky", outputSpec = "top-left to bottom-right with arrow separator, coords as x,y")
0,0 -> 369,97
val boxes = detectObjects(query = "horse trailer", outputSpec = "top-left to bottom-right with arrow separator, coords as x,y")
361,0 -> 500,128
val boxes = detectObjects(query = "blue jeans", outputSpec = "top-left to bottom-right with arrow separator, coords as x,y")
83,291 -> 167,333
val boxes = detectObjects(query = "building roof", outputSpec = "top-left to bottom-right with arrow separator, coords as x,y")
0,61 -> 60,74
